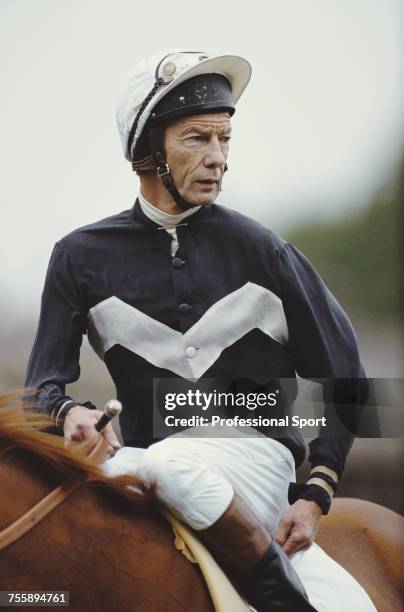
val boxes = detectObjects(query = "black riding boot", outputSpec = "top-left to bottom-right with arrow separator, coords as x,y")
244,539 -> 317,612
197,492 -> 317,612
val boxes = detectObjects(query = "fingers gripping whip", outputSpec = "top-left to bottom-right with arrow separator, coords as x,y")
94,399 -> 123,432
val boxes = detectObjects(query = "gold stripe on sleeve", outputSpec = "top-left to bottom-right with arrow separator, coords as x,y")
310,465 -> 338,482
306,477 -> 334,498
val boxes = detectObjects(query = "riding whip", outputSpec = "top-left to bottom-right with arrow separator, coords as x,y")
94,399 -> 122,432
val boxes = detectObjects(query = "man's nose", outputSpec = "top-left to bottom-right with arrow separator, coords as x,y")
204,136 -> 226,168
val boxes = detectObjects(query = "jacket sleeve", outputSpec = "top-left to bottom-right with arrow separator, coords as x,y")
25,242 -> 96,430
277,241 -> 369,513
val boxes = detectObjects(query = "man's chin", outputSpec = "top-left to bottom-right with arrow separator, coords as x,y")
182,188 -> 219,207
192,199 -> 214,207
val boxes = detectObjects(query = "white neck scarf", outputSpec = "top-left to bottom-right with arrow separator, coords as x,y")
138,191 -> 201,227
138,192 -> 201,256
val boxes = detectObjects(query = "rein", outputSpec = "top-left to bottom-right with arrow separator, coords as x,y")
0,436 -> 109,551
0,480 -> 81,551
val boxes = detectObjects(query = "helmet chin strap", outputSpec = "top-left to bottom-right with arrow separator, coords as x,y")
149,126 -> 227,212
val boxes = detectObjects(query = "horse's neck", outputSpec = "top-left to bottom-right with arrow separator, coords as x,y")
0,439 -> 215,611
0,459 -> 214,611
0,446 -> 58,527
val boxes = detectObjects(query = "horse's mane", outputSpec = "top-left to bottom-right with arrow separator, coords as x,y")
0,392 -> 154,509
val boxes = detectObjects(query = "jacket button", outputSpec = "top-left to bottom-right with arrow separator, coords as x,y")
172,257 -> 186,268
185,346 -> 197,358
178,303 -> 192,314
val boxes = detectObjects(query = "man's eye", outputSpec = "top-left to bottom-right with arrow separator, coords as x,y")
220,136 -> 231,143
187,135 -> 202,142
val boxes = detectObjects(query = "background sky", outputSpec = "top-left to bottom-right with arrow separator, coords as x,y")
1,0 -> 403,327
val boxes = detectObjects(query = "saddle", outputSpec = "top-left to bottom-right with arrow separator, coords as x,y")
162,509 -> 251,612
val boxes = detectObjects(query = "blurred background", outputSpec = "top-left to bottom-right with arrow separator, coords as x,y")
1,1 -> 403,511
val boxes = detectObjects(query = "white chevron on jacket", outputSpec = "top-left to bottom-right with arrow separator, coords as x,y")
87,282 -> 288,381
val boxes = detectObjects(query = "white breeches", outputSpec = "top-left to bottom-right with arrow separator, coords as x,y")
102,431 -> 376,611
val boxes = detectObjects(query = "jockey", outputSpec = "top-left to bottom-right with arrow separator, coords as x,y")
26,50 -> 376,611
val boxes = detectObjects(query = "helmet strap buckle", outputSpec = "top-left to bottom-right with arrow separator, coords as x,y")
157,163 -> 170,177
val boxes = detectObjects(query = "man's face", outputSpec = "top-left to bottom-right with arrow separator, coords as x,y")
164,112 -> 232,206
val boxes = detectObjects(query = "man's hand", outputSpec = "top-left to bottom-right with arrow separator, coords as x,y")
274,499 -> 322,556
63,405 -> 121,458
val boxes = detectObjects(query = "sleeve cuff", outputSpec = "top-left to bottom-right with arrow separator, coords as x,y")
288,482 -> 333,515
289,465 -> 339,515
306,464 -> 339,498
51,400 -> 97,432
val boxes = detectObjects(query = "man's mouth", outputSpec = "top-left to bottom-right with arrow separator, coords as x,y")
196,178 -> 218,185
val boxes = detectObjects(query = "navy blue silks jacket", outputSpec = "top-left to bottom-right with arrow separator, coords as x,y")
26,200 -> 367,513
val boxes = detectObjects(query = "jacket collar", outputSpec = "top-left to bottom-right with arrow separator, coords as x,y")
132,197 -> 212,229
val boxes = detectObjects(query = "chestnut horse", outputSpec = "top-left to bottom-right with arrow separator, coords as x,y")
0,396 -> 403,611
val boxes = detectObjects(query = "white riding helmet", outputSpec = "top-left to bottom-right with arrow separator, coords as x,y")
116,49 -> 252,162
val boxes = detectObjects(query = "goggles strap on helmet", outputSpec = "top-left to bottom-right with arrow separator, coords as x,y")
127,79 -> 165,161
149,125 -> 196,212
